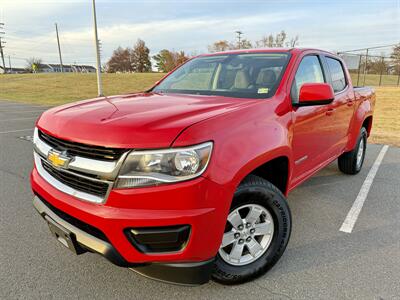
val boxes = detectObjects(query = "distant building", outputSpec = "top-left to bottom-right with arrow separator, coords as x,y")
37,64 -> 97,73
1,64 -> 97,74
0,66 -> 28,74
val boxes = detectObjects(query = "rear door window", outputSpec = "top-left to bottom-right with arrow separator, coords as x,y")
325,57 -> 347,93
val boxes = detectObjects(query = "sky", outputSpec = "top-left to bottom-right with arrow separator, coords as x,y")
1,0 -> 399,67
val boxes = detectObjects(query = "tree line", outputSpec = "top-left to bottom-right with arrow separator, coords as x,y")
106,38 -> 189,73
22,30 -> 400,75
208,30 -> 299,52
106,31 -> 299,73
357,44 -> 400,75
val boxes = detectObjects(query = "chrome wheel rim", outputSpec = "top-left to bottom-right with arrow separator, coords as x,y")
218,204 -> 274,266
356,138 -> 364,169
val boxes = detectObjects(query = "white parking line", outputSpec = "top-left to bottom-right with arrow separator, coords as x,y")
339,145 -> 389,233
0,128 -> 33,134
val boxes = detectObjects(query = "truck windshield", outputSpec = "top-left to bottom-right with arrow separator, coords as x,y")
153,53 -> 290,99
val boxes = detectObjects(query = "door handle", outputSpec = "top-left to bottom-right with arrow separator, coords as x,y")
326,108 -> 335,116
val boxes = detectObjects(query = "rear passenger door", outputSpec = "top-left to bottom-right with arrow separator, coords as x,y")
322,56 -> 355,152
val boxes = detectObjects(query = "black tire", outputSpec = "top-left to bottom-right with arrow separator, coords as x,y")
338,127 -> 367,175
212,175 -> 292,285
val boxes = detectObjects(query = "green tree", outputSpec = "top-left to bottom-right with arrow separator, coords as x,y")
153,49 -> 175,72
131,39 -> 152,72
153,49 -> 189,72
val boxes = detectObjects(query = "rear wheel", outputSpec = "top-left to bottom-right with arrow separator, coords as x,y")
212,175 -> 292,285
338,127 -> 367,175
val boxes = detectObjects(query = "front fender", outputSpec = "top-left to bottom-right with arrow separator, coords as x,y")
173,100 -> 293,193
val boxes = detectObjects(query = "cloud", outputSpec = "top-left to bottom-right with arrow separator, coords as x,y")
5,11 -> 306,65
2,1 -> 399,67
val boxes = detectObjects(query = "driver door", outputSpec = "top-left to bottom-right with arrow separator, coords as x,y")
291,54 -> 337,183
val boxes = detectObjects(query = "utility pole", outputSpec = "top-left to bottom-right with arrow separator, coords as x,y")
235,30 -> 243,49
92,0 -> 103,96
0,37 -> 6,74
378,56 -> 384,86
356,54 -> 362,86
0,23 -> 6,73
55,23 -> 64,73
8,55 -> 11,71
362,48 -> 369,86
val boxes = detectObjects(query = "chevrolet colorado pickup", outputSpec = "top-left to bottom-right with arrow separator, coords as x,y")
31,48 -> 375,285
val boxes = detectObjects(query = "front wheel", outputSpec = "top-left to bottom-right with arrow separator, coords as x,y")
212,175 -> 292,285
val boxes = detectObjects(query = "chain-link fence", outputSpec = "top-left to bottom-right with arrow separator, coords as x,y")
338,45 -> 400,87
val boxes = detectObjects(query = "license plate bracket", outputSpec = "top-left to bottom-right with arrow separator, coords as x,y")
45,215 -> 86,255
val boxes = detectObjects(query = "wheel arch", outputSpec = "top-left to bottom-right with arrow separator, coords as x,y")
362,115 -> 373,137
234,152 -> 291,196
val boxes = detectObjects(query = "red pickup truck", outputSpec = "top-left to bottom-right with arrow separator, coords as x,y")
31,48 -> 375,285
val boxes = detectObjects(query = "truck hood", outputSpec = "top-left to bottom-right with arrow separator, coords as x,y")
37,92 -> 258,148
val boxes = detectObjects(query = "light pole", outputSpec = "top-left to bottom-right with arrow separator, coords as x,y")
92,0 -> 103,96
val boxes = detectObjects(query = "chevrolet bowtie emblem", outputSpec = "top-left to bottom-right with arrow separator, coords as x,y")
47,150 -> 72,169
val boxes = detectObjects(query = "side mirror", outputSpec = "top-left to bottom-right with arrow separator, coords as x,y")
295,83 -> 334,107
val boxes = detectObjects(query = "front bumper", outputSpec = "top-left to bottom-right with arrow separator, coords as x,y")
31,167 -> 232,285
33,196 -> 214,285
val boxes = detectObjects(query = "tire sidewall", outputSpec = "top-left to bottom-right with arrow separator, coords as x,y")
354,128 -> 367,172
213,183 -> 291,281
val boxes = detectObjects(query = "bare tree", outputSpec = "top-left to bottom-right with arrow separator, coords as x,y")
287,35 -> 299,47
209,30 -> 299,52
391,43 -> 400,75
25,57 -> 42,73
106,47 -> 132,73
255,31 -> 299,48
256,34 -> 274,48
240,39 -> 253,49
208,40 -> 235,53
274,30 -> 287,47
366,55 -> 389,74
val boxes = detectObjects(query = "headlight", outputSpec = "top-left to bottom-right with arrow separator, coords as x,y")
115,142 -> 213,188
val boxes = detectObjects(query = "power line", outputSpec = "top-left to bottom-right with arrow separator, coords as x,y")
338,52 -> 393,59
340,43 -> 398,53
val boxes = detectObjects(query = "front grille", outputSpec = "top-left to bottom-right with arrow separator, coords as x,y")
42,160 -> 110,198
38,130 -> 126,161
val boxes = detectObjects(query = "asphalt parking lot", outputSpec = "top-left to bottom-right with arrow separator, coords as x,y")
0,99 -> 399,300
